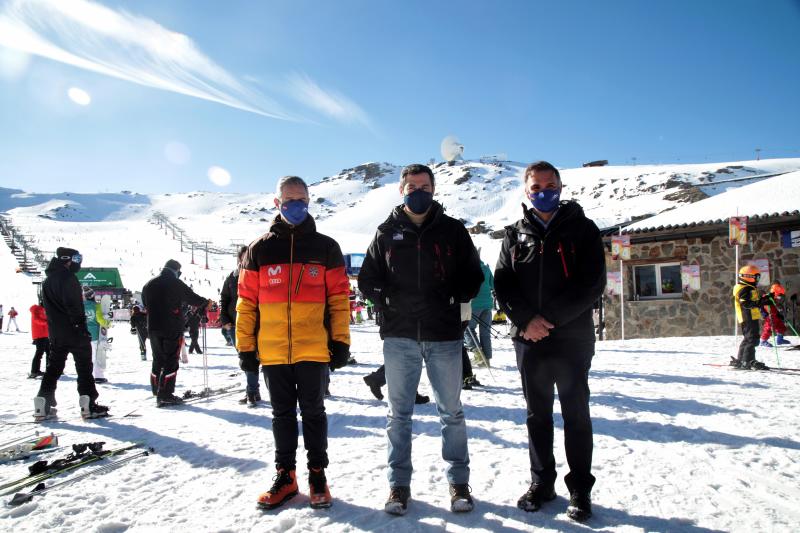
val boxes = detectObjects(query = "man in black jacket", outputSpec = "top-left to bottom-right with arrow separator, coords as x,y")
358,164 -> 484,515
142,259 -> 211,406
495,161 -> 605,522
35,247 -> 109,419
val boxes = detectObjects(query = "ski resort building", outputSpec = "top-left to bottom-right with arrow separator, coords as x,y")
601,171 -> 800,340
76,267 -> 131,304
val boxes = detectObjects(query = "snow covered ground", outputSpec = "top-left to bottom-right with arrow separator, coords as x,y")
1,319 -> 798,532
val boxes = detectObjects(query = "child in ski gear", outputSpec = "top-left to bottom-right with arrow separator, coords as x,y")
732,265 -> 769,369
494,161 -> 605,522
6,306 -> 20,332
760,282 -> 791,347
82,286 -> 110,383
358,164 -> 483,515
130,305 -> 148,359
141,259 -> 211,406
237,176 -> 350,510
36,247 -> 108,419
29,302 -> 49,378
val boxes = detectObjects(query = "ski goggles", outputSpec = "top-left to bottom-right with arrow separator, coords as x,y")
59,253 -> 83,264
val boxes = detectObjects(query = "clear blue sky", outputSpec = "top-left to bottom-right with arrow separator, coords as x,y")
0,0 -> 798,193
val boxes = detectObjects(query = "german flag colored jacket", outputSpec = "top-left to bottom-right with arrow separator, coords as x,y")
235,214 -> 351,365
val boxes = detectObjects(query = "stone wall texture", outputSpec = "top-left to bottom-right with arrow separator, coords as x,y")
602,230 -> 800,339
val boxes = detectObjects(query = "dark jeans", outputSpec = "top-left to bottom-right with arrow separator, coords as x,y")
31,337 -> 50,374
461,345 -> 473,379
38,337 -> 98,400
150,334 -> 183,397
515,340 -> 595,494
136,329 -> 148,354
263,362 -> 328,471
737,319 -> 760,365
188,327 -> 201,353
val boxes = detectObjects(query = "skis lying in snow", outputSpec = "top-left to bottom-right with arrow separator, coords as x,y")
8,446 -> 153,506
0,442 -> 140,495
0,433 -> 59,463
180,384 -> 244,404
702,363 -> 800,373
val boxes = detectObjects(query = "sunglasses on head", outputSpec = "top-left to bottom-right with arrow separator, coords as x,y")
60,253 -> 83,264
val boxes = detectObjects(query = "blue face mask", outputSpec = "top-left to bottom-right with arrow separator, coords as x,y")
527,188 -> 561,213
281,199 -> 309,225
403,189 -> 433,215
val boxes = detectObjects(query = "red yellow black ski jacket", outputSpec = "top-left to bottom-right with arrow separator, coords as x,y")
235,214 -> 350,365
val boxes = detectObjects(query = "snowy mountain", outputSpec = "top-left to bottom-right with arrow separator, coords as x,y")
2,157 -> 800,297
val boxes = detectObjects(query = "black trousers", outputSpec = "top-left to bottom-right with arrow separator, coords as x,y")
737,319 -> 760,365
136,329 -> 148,355
263,362 -> 328,471
38,337 -> 98,400
31,337 -> 50,374
462,345 -> 473,379
515,340 -> 595,494
150,334 -> 183,397
188,327 -> 201,353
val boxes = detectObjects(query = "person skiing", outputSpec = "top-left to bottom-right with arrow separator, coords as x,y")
141,259 -> 211,407
760,282 -> 791,347
464,258 -> 495,366
35,247 -> 108,420
29,301 -> 49,378
731,265 -> 769,370
185,305 -> 203,354
6,306 -> 20,332
236,176 -> 351,510
221,245 -> 264,407
494,161 -> 606,522
358,164 -> 484,515
130,305 -> 148,360
82,286 -> 110,383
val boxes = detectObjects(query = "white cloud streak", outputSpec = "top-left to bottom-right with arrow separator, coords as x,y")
287,72 -> 372,128
0,0 -> 298,120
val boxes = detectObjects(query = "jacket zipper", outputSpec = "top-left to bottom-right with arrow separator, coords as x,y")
537,235 -> 547,309
295,264 -> 306,295
557,242 -> 570,279
288,232 -> 294,364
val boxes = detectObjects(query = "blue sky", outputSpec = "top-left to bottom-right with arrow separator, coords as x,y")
0,0 -> 798,194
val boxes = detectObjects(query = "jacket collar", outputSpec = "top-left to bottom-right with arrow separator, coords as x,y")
268,213 -> 317,237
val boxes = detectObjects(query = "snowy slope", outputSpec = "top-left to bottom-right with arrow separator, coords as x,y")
0,311 -> 798,531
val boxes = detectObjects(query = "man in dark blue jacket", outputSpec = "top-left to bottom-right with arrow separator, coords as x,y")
359,164 -> 483,515
495,161 -> 605,522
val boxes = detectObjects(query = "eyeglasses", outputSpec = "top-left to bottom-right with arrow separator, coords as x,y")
60,253 -> 83,264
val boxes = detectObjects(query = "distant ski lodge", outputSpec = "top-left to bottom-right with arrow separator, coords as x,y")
600,171 -> 800,339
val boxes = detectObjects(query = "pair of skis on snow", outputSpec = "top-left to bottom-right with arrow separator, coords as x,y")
0,440 -> 152,505
0,432 -> 60,463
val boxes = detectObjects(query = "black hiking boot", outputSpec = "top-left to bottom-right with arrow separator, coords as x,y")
449,483 -> 474,512
414,392 -> 430,404
566,491 -> 592,522
363,374 -> 383,400
157,394 -> 185,408
384,486 -> 410,515
517,482 -> 556,512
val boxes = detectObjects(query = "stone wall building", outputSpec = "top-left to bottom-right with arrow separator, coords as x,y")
601,214 -> 800,340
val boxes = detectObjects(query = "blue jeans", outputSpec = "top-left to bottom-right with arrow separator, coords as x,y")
465,308 -> 493,359
245,370 -> 261,395
383,337 -> 470,486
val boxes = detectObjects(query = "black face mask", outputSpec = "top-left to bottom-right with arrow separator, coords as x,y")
403,189 -> 433,215
68,262 -> 81,274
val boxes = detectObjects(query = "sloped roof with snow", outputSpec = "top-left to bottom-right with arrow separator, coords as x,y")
623,171 -> 800,234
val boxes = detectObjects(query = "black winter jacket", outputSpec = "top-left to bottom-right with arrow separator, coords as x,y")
358,202 -> 484,342
42,258 -> 90,343
142,269 -> 207,337
495,201 -> 606,349
219,269 -> 238,326
130,309 -> 148,335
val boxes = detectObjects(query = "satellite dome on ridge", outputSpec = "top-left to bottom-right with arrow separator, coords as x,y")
440,135 -> 464,164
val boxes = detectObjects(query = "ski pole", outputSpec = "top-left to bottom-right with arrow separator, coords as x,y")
9,448 -> 153,506
202,321 -> 209,395
771,296 -> 800,338
470,312 -> 509,339
465,327 -> 495,382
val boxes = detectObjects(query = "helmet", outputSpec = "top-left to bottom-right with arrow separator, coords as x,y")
737,264 -> 760,284
770,283 -> 785,296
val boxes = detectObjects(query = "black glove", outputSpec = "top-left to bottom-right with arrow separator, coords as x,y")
328,340 -> 350,370
238,351 -> 259,372
200,315 -> 209,324
777,312 -> 785,321
130,327 -> 137,335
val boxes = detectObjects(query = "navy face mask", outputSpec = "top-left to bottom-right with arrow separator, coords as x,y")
281,199 -> 309,225
527,188 -> 561,213
403,189 -> 433,215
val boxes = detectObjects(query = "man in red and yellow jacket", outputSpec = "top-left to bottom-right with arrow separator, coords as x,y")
236,176 -> 350,511
29,302 -> 49,378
